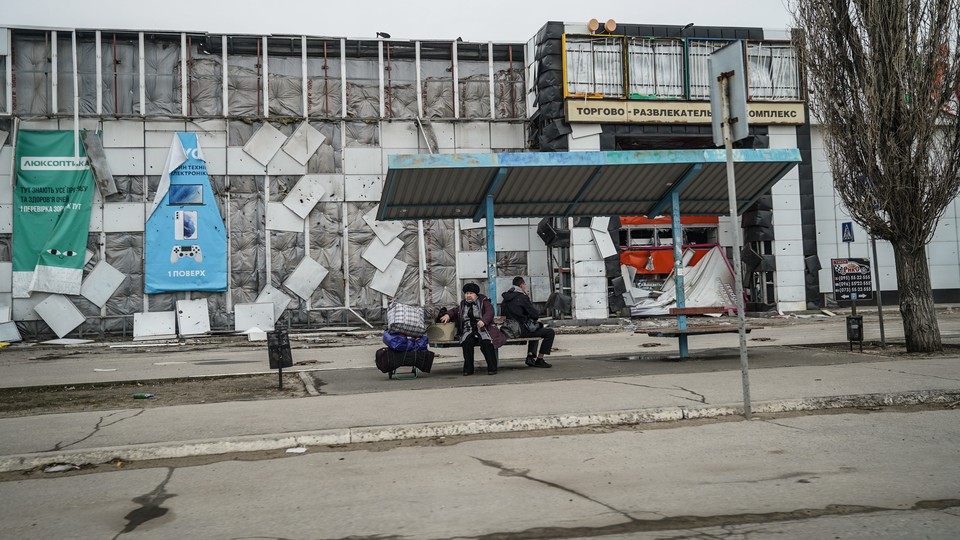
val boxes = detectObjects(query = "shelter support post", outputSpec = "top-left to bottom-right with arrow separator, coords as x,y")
486,193 -> 497,315
671,191 -> 688,358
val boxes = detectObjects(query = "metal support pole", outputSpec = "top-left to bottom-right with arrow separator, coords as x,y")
486,193 -> 498,315
721,77 -> 751,420
671,191 -> 688,358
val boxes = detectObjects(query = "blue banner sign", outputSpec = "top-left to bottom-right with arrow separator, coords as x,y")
144,133 -> 227,293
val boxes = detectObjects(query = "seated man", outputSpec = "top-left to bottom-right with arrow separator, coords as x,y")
501,277 -> 555,368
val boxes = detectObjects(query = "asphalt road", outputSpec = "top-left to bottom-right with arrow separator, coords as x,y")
1,408 -> 957,539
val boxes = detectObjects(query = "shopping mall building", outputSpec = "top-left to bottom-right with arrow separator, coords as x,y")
0,19 -> 957,339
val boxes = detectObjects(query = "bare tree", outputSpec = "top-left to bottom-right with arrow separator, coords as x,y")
793,0 -> 960,352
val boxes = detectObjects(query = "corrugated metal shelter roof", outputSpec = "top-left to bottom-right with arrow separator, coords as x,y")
378,149 -> 801,221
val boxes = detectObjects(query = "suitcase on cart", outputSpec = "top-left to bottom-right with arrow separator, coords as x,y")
375,347 -> 435,379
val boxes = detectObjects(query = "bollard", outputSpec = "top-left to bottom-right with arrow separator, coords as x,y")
267,325 -> 293,389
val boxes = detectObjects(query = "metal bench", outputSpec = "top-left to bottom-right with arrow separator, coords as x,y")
638,306 -> 760,358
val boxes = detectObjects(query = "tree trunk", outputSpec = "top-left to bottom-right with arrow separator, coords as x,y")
891,240 -> 942,352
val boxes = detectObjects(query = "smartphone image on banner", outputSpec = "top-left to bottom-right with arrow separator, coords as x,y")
174,210 -> 199,241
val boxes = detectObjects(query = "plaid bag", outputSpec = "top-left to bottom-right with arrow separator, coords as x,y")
386,302 -> 426,337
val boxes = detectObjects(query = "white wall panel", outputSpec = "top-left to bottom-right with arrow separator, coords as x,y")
457,251 -> 487,278
266,149 -> 307,176
493,225 -> 530,251
188,120 -> 228,132
455,123 -> 490,149
196,131 -> 227,149
343,148 -> 383,174
101,120 -> 145,148
266,202 -> 305,232
145,120 -> 188,131
203,147 -> 227,175
134,311 -> 177,339
18,119 -> 59,130
103,148 -> 145,175
0,204 -> 10,234
568,133 -> 600,151
145,131 -> 176,147
431,122 -> 456,149
103,203 -> 145,232
13,293 -> 50,321
490,122 -> 525,149
381,121 -> 422,149
143,147 -> 167,175
226,147 -> 268,174
0,262 -> 11,292
344,175 -> 383,202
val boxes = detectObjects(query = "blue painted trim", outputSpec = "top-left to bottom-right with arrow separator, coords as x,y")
472,167 -> 509,222
387,148 -> 801,171
648,163 -> 703,217
563,165 -> 604,217
486,192 -> 498,316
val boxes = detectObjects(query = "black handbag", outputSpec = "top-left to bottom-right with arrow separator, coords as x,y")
523,319 -> 541,333
501,319 -> 521,338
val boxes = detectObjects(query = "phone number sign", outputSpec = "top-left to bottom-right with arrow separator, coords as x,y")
831,258 -> 874,301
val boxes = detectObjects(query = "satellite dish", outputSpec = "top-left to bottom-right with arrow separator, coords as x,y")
587,18 -> 600,33
604,19 -> 617,33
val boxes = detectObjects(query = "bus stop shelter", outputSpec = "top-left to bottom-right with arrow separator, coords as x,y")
378,148 -> 801,312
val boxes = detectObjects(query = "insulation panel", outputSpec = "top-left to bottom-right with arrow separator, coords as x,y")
134,311 -> 177,340
80,261 -> 127,307
362,236 -> 404,272
370,258 -> 408,297
234,302 -> 276,332
176,298 -> 211,336
243,123 -> 287,166
282,175 -> 326,219
283,257 -> 330,300
256,284 -> 295,323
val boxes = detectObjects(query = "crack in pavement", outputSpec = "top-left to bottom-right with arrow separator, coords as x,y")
596,379 -> 708,404
759,419 -> 808,431
46,409 -> 146,452
860,365 -> 960,382
472,456 -> 636,522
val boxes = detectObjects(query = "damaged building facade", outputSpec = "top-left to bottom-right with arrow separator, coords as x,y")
0,20 -> 958,339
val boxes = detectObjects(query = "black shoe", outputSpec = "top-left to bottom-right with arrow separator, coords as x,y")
533,359 -> 552,368
525,356 -> 537,367
487,369 -> 497,375
463,368 -> 474,376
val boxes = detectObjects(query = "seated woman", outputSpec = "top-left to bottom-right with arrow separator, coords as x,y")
501,276 -> 556,368
439,283 -> 504,376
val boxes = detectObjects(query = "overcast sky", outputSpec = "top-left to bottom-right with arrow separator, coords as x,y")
5,0 -> 794,41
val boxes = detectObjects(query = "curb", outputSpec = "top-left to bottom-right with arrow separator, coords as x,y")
2,389 -> 957,473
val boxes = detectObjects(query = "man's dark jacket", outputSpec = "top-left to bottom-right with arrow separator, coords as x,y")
501,288 -> 540,328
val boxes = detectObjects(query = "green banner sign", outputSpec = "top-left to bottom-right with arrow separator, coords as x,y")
13,131 -> 96,297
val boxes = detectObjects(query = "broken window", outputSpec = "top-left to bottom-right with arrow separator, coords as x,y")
687,39 -> 731,100
383,41 -> 418,119
747,41 -> 801,101
13,32 -> 51,115
421,42 -> 454,118
186,35 -> 223,117
493,44 -> 524,119
143,34 -> 181,115
101,32 -> 140,115
226,36 -> 262,117
307,39 -> 342,118
458,42 -> 491,119
344,40 -> 380,119
55,32 -> 98,114
564,35 -> 624,98
267,36 -> 303,117
627,37 -> 684,99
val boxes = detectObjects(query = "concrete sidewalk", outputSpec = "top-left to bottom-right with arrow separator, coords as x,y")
2,352 -> 958,473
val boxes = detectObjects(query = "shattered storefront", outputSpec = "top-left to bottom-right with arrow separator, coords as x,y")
525,21 -> 814,315
0,29 -> 528,340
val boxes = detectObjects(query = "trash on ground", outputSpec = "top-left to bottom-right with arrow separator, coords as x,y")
132,393 -> 156,399
93,368 -> 117,372
286,447 -> 307,454
44,464 -> 80,473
